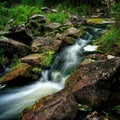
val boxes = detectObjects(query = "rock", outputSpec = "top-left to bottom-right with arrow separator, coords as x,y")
86,54 -> 107,61
32,36 -> 62,53
0,36 -> 31,58
21,50 -> 55,67
0,63 -> 39,86
55,33 -> 75,44
22,89 -> 78,120
41,7 -> 57,14
26,14 -> 46,36
69,14 -> 87,26
85,111 -> 104,120
43,22 -> 62,31
29,14 -> 46,23
4,25 -> 33,45
65,57 -> 120,108
64,27 -> 81,38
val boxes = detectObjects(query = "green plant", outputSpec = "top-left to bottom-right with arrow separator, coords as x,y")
46,13 -> 69,23
94,27 -> 120,55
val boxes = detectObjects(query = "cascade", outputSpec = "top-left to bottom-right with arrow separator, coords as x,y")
0,26 -> 103,120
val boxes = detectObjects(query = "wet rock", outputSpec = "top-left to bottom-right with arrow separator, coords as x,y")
64,27 -> 81,38
0,36 -> 31,58
4,25 -> 33,45
0,63 -> 39,86
65,57 -> 120,108
32,36 -> 62,53
55,33 -> 75,44
21,50 -> 55,67
43,22 -> 61,31
69,14 -> 87,26
41,7 -> 57,14
22,89 -> 78,120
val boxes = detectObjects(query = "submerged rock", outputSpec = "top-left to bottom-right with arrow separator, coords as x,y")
32,36 -> 62,52
65,57 -> 120,108
41,7 -> 57,14
0,36 -> 31,58
22,89 -> 78,120
0,63 -> 39,86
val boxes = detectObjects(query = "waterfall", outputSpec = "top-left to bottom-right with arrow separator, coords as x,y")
0,26 -> 103,120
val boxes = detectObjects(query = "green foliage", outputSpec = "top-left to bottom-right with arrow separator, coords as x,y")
94,28 -> 120,55
45,13 -> 69,23
56,3 -> 90,15
0,4 -> 43,30
114,105 -> 120,113
40,50 -> 55,67
20,0 -> 44,7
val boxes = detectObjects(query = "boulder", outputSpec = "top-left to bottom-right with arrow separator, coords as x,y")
26,14 -> 46,36
4,25 -> 33,45
22,89 -> 78,120
41,7 -> 57,14
55,33 -> 75,44
43,22 -> 61,31
0,63 -> 39,86
0,37 -> 31,58
32,36 -> 62,53
65,57 -> 120,108
64,27 -> 81,38
69,14 -> 87,26
85,111 -> 104,120
21,50 -> 55,67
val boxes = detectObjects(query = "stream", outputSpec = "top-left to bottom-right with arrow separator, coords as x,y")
0,26 -> 104,120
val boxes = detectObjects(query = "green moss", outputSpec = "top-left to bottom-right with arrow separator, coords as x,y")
32,67 -> 41,75
86,18 -> 107,24
40,50 -> 55,66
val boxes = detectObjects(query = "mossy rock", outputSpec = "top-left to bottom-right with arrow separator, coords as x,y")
86,18 -> 107,24
21,50 -> 55,67
0,63 -> 39,86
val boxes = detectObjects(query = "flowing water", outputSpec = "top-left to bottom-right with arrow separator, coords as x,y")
0,26 -> 103,120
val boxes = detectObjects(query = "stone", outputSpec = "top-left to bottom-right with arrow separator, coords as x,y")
55,33 -> 75,44
69,14 -> 87,26
85,111 -> 104,120
22,89 -> 78,120
0,63 -> 39,86
21,50 -> 55,67
64,27 -> 81,38
41,7 -> 57,14
65,57 -> 120,108
29,14 -> 46,23
4,25 -> 33,45
0,36 -> 31,58
32,36 -> 62,53
43,22 -> 62,31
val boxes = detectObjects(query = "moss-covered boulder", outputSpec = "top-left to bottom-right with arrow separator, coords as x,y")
65,57 -> 120,108
0,63 -> 40,86
21,50 -> 55,67
22,89 -> 78,120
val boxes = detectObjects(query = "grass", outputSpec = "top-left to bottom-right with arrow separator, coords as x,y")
94,27 -> 120,55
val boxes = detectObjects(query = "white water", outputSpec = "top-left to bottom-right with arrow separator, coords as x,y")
0,27 -> 103,120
